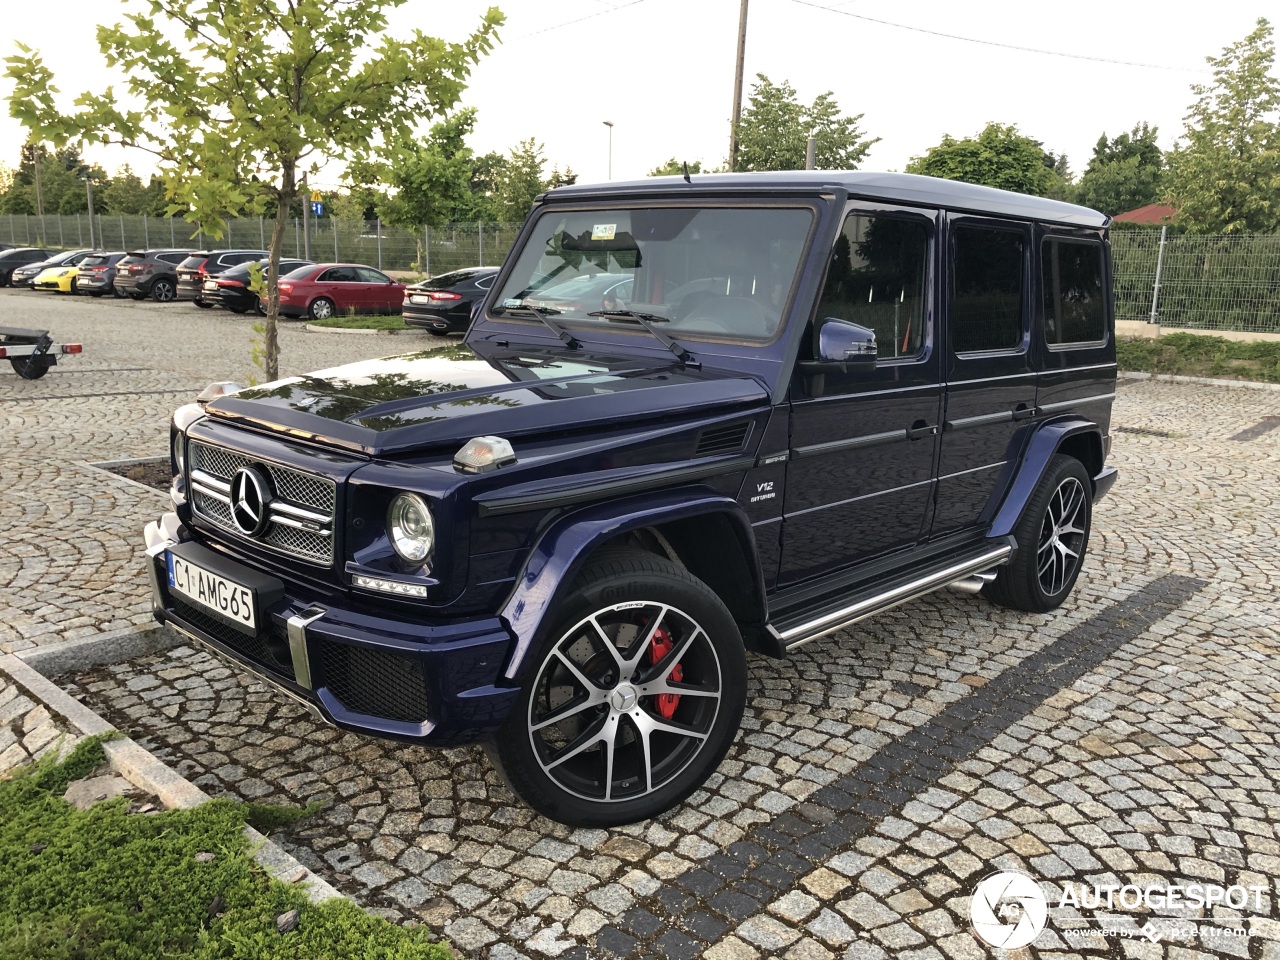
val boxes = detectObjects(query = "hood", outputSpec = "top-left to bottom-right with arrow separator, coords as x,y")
207,342 -> 769,456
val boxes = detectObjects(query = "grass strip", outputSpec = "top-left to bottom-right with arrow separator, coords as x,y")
306,315 -> 413,330
1117,332 -> 1280,383
0,736 -> 450,960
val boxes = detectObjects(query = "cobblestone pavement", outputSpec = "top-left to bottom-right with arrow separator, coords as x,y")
0,288 -> 434,654
0,666 -> 80,774
45,351 -> 1280,960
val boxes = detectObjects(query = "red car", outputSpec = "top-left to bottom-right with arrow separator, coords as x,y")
276,263 -> 406,320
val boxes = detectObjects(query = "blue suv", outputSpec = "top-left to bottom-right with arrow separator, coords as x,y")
145,172 -> 1117,826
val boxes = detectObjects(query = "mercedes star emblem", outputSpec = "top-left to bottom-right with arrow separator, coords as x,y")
230,466 -> 273,537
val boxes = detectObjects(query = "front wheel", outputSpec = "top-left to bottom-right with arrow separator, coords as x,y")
984,454 -> 1093,613
493,549 -> 747,826
308,297 -> 335,320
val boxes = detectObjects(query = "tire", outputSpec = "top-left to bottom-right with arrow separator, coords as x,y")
228,304 -> 249,315
0,272 -> 10,287
493,549 -> 747,826
69,279 -> 78,295
90,292 -> 103,298
984,454 -> 1092,613
193,299 -> 213,309
308,297 -> 335,320
255,299 -> 268,317
9,356 -> 52,380
151,279 -> 176,302
130,292 -> 147,301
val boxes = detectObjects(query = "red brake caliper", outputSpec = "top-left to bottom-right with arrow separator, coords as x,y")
648,627 -> 684,719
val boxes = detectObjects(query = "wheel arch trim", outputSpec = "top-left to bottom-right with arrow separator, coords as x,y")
498,489 -> 765,683
987,416 -> 1104,541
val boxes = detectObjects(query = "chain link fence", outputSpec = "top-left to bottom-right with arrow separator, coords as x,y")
0,214 -> 521,277
3,214 -> 1277,333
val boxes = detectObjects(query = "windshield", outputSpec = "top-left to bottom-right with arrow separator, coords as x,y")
491,205 -> 814,342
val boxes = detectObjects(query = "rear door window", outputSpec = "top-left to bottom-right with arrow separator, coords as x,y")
1041,238 -> 1106,346
951,226 -> 1025,354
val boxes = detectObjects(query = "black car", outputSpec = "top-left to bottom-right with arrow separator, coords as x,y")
114,249 -> 196,302
10,249 -> 95,287
76,252 -> 128,297
0,248 -> 54,286
147,171 -> 1117,827
202,258 -> 312,314
402,266 -> 498,335
176,249 -> 269,306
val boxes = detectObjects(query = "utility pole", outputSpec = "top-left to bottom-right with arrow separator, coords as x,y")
301,174 -> 312,261
728,0 -> 750,172
805,131 -> 817,170
603,121 -> 614,179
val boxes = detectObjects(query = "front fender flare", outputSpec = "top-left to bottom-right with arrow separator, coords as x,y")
498,488 -> 764,683
987,416 -> 1102,542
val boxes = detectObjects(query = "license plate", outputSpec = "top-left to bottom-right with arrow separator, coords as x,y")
179,272 -> 194,281
167,552 -> 257,630
410,295 -> 433,305
203,280 -> 218,290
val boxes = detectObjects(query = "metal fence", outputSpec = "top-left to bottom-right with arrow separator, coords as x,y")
3,214 -> 1278,332
1112,230 -> 1280,333
0,214 -> 521,277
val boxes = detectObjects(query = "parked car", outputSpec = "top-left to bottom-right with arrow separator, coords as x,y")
202,258 -> 313,314
402,266 -> 498,336
276,263 -> 406,319
176,249 -> 269,306
0,248 -> 54,286
75,252 -> 128,297
10,249 -> 95,287
32,260 -> 85,294
114,249 -> 196,302
146,171 -> 1117,826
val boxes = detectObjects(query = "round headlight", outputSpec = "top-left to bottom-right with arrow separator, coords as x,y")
172,429 -> 186,475
388,492 -> 434,563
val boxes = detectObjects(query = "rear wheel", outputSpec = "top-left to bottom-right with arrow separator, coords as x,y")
984,454 -> 1092,613
151,279 -> 176,302
494,549 -> 747,826
308,297 -> 335,320
9,357 -> 52,380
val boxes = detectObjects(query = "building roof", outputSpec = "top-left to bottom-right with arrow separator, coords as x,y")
1113,203 -> 1177,225
545,171 -> 1110,229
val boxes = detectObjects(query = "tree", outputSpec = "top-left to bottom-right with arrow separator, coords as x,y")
5,1 -> 502,380
906,122 -> 1065,197
735,75 -> 878,171
101,165 -> 151,215
380,108 -> 481,229
1075,123 -> 1165,216
649,158 -> 704,177
493,139 -> 549,223
1165,18 -> 1280,234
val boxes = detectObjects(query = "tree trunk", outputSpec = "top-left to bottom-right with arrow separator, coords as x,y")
264,163 -> 296,382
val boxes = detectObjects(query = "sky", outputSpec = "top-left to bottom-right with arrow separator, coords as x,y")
0,0 -> 1268,191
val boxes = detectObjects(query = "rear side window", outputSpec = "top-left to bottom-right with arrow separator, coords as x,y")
1042,238 -> 1105,345
178,256 -> 207,270
951,226 -> 1025,353
158,253 -> 188,265
81,256 -> 111,266
356,267 -> 390,283
816,213 -> 929,360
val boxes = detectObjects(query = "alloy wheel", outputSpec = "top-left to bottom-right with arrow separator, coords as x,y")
527,601 -> 723,804
1037,476 -> 1087,597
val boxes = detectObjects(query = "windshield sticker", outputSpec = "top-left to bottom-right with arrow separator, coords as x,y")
503,298 -> 524,308
591,223 -> 617,241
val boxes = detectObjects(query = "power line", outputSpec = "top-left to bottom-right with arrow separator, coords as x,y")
787,0 -> 1205,73
509,0 -> 651,42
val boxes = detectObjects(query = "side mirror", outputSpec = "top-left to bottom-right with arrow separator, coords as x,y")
798,318 -> 878,374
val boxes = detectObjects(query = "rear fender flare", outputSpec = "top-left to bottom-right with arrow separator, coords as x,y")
499,489 -> 764,683
987,416 -> 1102,541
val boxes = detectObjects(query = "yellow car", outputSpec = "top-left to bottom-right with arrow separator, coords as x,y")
32,264 -> 81,294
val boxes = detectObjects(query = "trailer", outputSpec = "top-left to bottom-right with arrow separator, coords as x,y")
0,327 -> 84,380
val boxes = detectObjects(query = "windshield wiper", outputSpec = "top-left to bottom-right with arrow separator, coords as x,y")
495,301 -> 581,349
590,310 -> 695,365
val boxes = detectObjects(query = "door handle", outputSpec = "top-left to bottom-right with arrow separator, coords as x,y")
907,421 -> 938,440
1011,404 -> 1035,421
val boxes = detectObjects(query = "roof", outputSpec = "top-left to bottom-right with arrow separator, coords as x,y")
1113,203 -> 1176,225
545,171 -> 1109,229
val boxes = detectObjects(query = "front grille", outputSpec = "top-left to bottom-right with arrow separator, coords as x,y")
314,639 -> 430,723
188,440 -> 336,565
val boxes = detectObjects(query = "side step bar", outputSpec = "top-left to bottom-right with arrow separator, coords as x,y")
770,543 -> 1014,652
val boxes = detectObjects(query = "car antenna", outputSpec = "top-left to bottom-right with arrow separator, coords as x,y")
682,162 -> 691,184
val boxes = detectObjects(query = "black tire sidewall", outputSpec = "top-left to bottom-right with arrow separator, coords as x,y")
496,552 -> 747,827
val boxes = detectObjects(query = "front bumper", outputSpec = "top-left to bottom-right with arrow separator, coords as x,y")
144,514 -> 518,745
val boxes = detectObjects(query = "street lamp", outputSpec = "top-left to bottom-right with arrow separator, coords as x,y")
603,121 -> 614,180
